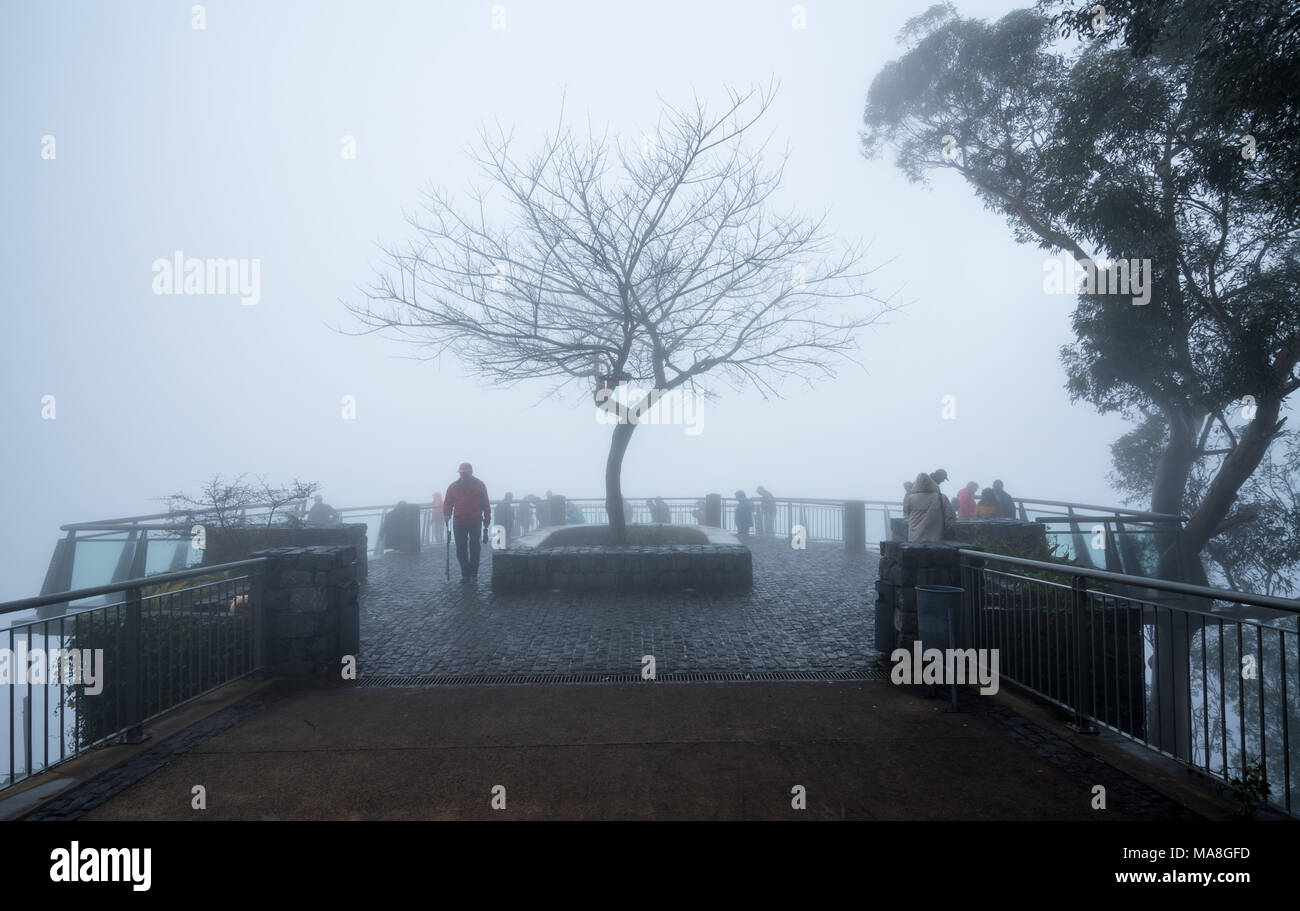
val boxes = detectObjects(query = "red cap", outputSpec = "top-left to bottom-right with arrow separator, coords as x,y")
458,462 -> 472,473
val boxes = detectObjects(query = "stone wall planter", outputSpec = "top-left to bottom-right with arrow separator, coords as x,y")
491,525 -> 752,593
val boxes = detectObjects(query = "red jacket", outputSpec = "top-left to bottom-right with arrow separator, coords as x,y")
444,477 -> 491,526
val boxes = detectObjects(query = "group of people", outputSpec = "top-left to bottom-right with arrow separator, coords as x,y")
733,486 -> 777,538
903,469 -> 1016,542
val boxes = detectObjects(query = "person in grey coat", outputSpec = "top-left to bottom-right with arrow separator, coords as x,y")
905,472 -> 954,542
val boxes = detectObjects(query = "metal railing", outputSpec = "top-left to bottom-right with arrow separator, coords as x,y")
43,493 -> 1189,583
1,559 -> 263,793
958,549 -> 1300,818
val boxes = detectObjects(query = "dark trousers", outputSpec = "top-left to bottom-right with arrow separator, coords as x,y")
453,522 -> 482,578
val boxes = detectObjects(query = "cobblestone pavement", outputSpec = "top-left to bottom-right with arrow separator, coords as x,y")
360,539 -> 879,676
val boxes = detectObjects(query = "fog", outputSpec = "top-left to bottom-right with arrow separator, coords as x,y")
0,0 -> 1144,601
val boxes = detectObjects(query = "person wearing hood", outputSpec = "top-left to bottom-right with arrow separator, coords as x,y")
734,490 -> 753,537
905,472 -> 954,542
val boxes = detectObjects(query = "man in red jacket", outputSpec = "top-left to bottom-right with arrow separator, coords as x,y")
444,462 -> 491,583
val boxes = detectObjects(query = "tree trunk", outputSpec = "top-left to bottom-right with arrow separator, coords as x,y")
1181,396 -> 1283,575
605,421 -> 636,544
1150,410 -> 1200,581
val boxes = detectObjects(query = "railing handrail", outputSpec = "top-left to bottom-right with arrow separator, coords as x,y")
1012,497 -> 1185,522
0,558 -> 267,615
959,548 -> 1300,613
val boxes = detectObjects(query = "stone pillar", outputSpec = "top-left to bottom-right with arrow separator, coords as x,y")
252,545 -> 361,676
843,500 -> 866,553
876,541 -> 966,655
705,493 -> 722,527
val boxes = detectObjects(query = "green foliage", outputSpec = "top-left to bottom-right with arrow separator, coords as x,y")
966,530 -> 1083,589
65,607 -> 251,748
1224,756 -> 1272,820
862,2 -> 1300,575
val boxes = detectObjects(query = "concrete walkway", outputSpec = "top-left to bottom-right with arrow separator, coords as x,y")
69,677 -> 1205,821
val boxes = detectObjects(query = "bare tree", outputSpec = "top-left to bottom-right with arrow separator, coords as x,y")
164,474 -> 319,530
350,84 -> 894,542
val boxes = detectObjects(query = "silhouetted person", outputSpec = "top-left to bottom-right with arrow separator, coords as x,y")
957,481 -> 979,519
379,500 -> 420,553
929,469 -> 952,519
306,495 -> 340,526
646,497 -> 668,523
520,494 -> 541,532
498,492 -> 515,545
734,490 -> 753,537
992,479 -> 1016,518
444,462 -> 491,583
756,486 -> 777,538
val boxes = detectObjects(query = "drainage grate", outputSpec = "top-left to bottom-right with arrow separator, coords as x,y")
356,668 -> 886,688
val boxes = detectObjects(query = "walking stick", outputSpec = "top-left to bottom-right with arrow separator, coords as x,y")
445,522 -> 451,581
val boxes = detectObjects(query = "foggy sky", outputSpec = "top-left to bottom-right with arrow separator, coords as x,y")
0,0 -> 1208,600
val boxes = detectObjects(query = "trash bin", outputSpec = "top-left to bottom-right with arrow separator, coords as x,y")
915,584 -> 964,711
915,585 -> 965,650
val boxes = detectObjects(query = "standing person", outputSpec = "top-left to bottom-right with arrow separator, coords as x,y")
734,490 -> 753,537
975,488 -> 1000,518
443,462 -> 491,584
694,500 -> 707,525
957,481 -> 979,519
650,497 -> 672,524
992,479 -> 1017,518
430,491 -> 445,545
498,492 -> 516,546
306,495 -> 340,526
929,469 -> 952,517
905,472 -> 954,542
756,486 -> 777,539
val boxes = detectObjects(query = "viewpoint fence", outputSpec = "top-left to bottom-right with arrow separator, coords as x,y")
36,495 -> 1188,601
958,550 -> 1300,818
0,559 -> 261,794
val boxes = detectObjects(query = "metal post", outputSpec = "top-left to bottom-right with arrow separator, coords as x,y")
946,602 -> 959,713
251,560 -> 268,672
705,494 -> 722,528
1067,575 -> 1097,734
122,585 -> 147,743
843,500 -> 866,554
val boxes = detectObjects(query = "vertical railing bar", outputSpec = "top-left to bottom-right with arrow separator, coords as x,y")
59,615 -> 66,764
124,587 -> 143,743
72,612 -> 82,755
1202,615 -> 1209,770
1113,597 -> 1121,732
1184,610 -> 1194,768
1154,604 -> 1162,753
1279,627 -> 1290,815
1257,623 -> 1267,799
1123,599 -> 1130,736
1220,620 -> 1227,775
1237,622 -> 1246,777
9,626 -> 15,786
169,590 -> 176,716
1100,597 -> 1109,728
